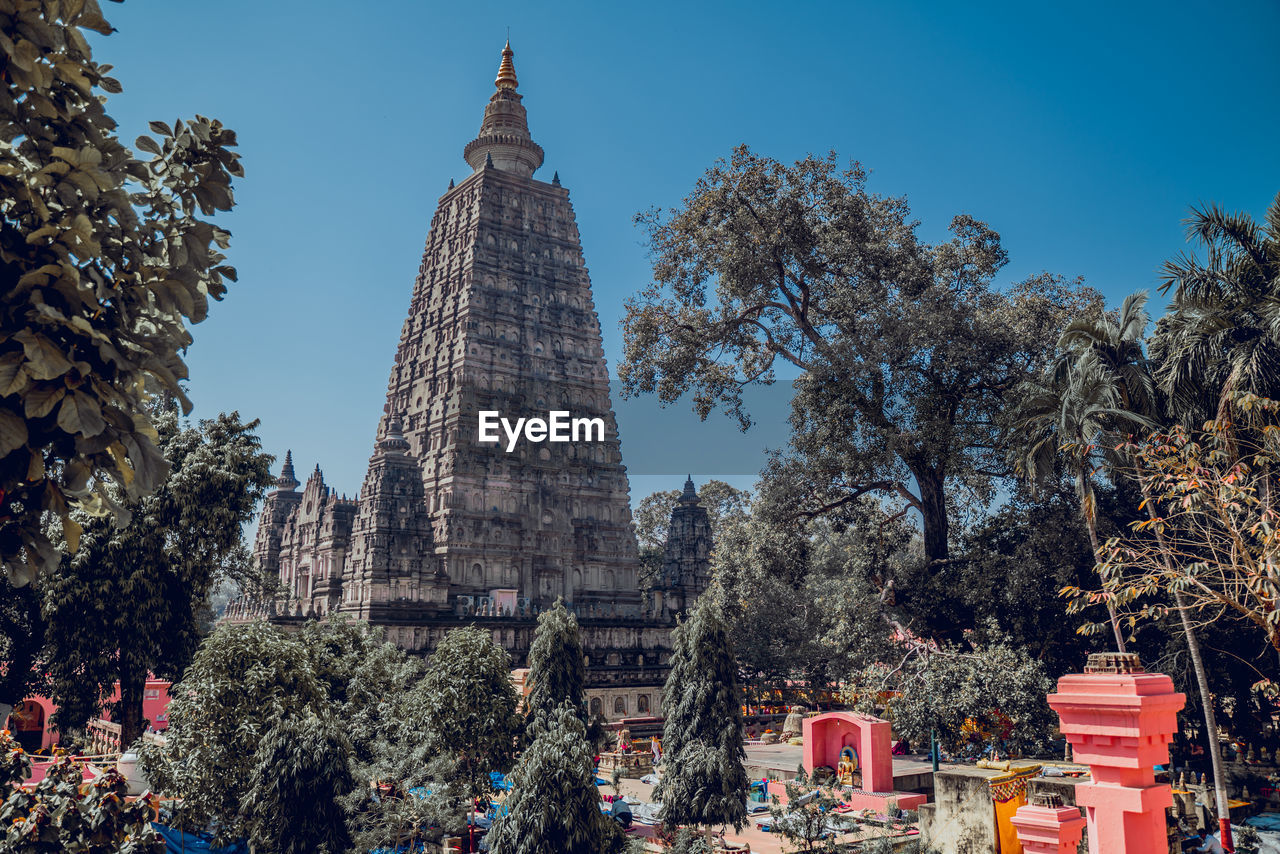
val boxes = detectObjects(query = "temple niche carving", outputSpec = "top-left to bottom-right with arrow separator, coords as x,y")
236,43 -> 713,716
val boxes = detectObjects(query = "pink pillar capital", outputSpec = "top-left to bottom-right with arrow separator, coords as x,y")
1047,652 -> 1185,854
1011,799 -> 1087,854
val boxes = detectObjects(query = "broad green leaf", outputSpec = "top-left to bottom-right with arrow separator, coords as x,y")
57,391 -> 106,437
0,409 -> 29,457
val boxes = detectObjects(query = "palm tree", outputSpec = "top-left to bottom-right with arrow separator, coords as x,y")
1152,192 -> 1280,423
1011,350 -> 1138,652
1058,291 -> 1235,846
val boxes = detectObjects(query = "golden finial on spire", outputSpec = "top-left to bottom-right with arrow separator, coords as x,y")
495,40 -> 518,90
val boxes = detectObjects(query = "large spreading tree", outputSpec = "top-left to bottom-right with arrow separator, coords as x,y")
0,0 -> 243,585
622,146 -> 1098,567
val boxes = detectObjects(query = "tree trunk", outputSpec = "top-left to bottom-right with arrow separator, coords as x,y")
1174,590 -> 1234,851
915,469 -> 949,567
1142,495 -> 1234,850
117,665 -> 146,750
1081,500 -> 1127,653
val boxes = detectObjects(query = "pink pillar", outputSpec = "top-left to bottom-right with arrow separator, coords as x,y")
1011,795 -> 1087,854
1048,652 -> 1184,854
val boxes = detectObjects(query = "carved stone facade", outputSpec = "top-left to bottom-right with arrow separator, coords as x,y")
238,43 -> 711,719
656,476 -> 714,615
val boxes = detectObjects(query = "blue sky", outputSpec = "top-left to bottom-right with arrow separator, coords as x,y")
90,1 -> 1280,504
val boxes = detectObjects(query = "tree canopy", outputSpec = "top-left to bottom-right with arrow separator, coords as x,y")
1,0 -> 243,585
42,406 -> 272,746
487,702 -> 622,854
622,146 -> 1098,565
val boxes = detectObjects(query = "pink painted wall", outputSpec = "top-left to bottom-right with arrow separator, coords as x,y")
4,678 -> 172,752
100,679 -> 173,731
802,711 -> 894,794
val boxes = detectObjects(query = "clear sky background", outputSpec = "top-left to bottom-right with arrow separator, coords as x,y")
89,1 -> 1280,505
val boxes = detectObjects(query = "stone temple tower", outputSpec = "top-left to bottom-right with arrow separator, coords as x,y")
365,39 -> 641,617
656,476 -> 714,615
241,44 -> 694,716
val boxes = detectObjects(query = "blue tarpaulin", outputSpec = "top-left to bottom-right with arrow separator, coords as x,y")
152,825 -> 248,854
489,771 -> 511,791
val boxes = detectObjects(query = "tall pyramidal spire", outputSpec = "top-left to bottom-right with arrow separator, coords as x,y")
338,40 -> 642,625
463,41 -> 545,177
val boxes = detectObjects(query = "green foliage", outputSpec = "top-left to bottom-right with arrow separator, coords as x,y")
487,702 -> 621,854
243,710 -> 354,854
0,0 -> 243,585
297,614 -> 425,760
853,630 -> 1055,757
667,827 -> 715,854
633,480 -> 751,552
1152,191 -> 1280,420
713,507 -> 902,699
951,482 -> 1113,677
0,571 -> 45,713
524,599 -> 586,725
139,620 -> 333,845
414,626 -> 520,820
622,145 -> 1099,563
767,773 -> 848,852
0,731 -> 163,853
41,407 -> 273,744
657,597 -> 749,831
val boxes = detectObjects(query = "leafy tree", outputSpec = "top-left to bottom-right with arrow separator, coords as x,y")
139,620 -> 334,846
952,481 -> 1108,678
767,772 -> 848,853
487,702 -> 622,854
633,480 -> 751,551
41,407 -> 273,746
0,573 -> 44,726
712,506 -> 902,703
0,0 -> 243,585
1090,397 -> 1280,662
852,630 -> 1055,758
621,146 -> 1098,565
1152,192 -> 1280,421
525,598 -> 587,724
657,597 -> 748,833
297,614 -> 424,760
243,710 -> 354,854
1010,350 -> 1148,650
0,730 -> 163,853
414,626 -> 521,829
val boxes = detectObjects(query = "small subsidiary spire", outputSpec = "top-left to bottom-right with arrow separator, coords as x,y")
495,39 -> 518,90
276,450 -> 299,491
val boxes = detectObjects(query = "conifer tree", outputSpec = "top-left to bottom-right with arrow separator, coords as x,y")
656,597 -> 749,833
525,598 -> 587,723
487,702 -> 619,854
